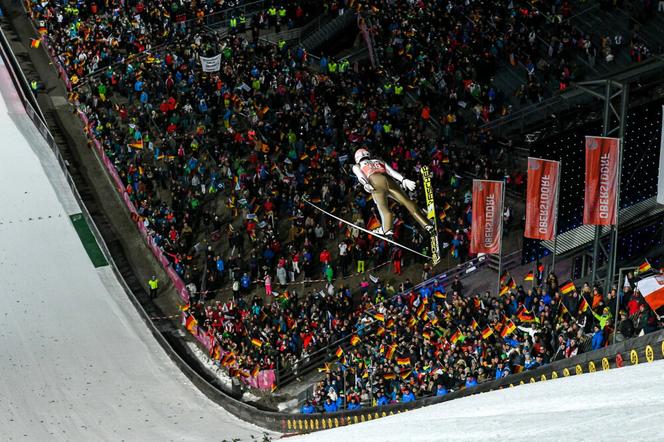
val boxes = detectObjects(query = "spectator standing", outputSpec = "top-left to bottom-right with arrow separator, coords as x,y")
148,275 -> 159,299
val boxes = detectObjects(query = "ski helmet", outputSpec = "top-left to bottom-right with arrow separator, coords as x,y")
354,148 -> 370,164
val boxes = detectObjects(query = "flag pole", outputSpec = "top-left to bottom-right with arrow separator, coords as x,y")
551,160 -> 561,275
496,181 -> 506,296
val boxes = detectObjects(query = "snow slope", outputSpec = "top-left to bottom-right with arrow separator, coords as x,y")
0,59 -> 271,441
293,359 -> 664,442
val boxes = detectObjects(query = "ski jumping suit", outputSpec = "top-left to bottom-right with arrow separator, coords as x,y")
352,158 -> 430,232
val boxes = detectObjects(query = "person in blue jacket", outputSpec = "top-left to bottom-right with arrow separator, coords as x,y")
301,401 -> 316,414
401,387 -> 416,403
376,392 -> 389,406
465,375 -> 478,389
347,398 -> 361,410
323,398 -> 338,413
591,325 -> 604,350
435,384 -> 448,396
240,273 -> 251,292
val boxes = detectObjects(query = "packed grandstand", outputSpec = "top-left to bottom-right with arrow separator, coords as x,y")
7,0 -> 664,431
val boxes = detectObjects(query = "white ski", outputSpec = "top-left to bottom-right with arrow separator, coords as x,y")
303,199 -> 432,260
420,166 -> 441,265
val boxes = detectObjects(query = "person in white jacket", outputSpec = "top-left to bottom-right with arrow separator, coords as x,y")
352,148 -> 433,236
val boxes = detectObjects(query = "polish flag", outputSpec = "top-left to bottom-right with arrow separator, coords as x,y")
636,275 -> 664,312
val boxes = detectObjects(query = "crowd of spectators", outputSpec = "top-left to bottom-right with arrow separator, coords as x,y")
27,0 -> 661,395
301,263 -> 663,413
360,0 -> 655,122
28,0 -> 514,377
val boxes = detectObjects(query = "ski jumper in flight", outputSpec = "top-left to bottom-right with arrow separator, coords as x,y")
352,148 -> 433,236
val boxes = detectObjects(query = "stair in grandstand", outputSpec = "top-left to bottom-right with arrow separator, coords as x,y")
300,9 -> 356,53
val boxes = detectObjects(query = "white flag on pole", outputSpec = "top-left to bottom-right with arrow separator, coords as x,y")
657,105 -> 664,205
199,54 -> 221,72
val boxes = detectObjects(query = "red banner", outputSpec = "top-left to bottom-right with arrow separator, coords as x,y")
584,136 -> 619,226
470,180 -> 504,254
525,158 -> 560,240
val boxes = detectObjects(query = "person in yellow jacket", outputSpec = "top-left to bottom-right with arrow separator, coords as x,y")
148,275 -> 159,299
592,306 -> 612,329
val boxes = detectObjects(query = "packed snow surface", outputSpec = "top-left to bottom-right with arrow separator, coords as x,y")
0,59 -> 269,441
293,359 -> 664,442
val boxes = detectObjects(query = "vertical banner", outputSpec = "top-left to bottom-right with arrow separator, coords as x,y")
470,180 -> 504,254
525,158 -> 560,240
584,136 -> 619,225
658,105 -> 664,205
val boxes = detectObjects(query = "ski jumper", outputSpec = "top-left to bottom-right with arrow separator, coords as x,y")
353,159 -> 430,232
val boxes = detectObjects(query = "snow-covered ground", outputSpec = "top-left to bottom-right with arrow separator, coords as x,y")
293,359 -> 664,442
0,59 -> 271,441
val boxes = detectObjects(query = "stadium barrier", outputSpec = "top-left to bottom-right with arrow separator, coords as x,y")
7,11 -> 664,435
281,328 -> 664,433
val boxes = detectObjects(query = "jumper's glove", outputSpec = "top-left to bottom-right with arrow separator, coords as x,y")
363,183 -> 375,193
402,179 -> 417,192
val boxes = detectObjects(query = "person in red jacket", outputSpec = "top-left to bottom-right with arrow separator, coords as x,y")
319,248 -> 331,276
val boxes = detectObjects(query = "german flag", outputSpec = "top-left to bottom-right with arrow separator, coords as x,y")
396,357 -> 411,366
350,335 -> 360,346
560,280 -> 576,295
185,314 -> 197,333
508,278 -> 517,290
128,139 -> 144,149
637,259 -> 652,274
373,313 -> 385,322
516,307 -> 538,323
383,373 -> 396,380
385,344 -> 397,360
500,320 -> 516,338
500,271 -> 509,285
499,285 -> 510,296
335,347 -> 344,358
422,331 -> 432,341
556,303 -> 570,323
473,298 -> 481,309
434,290 -> 446,299
37,26 -> 47,35
578,296 -> 589,314
30,38 -> 41,48
367,216 -> 381,231
251,338 -> 263,348
376,326 -> 385,336
251,365 -> 260,378
400,369 -> 411,380
416,303 -> 425,318
450,330 -> 463,344
524,271 -> 534,282
407,316 -> 417,329
471,318 -> 479,330
481,327 -> 493,339
386,318 -> 395,329
443,202 -> 452,211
